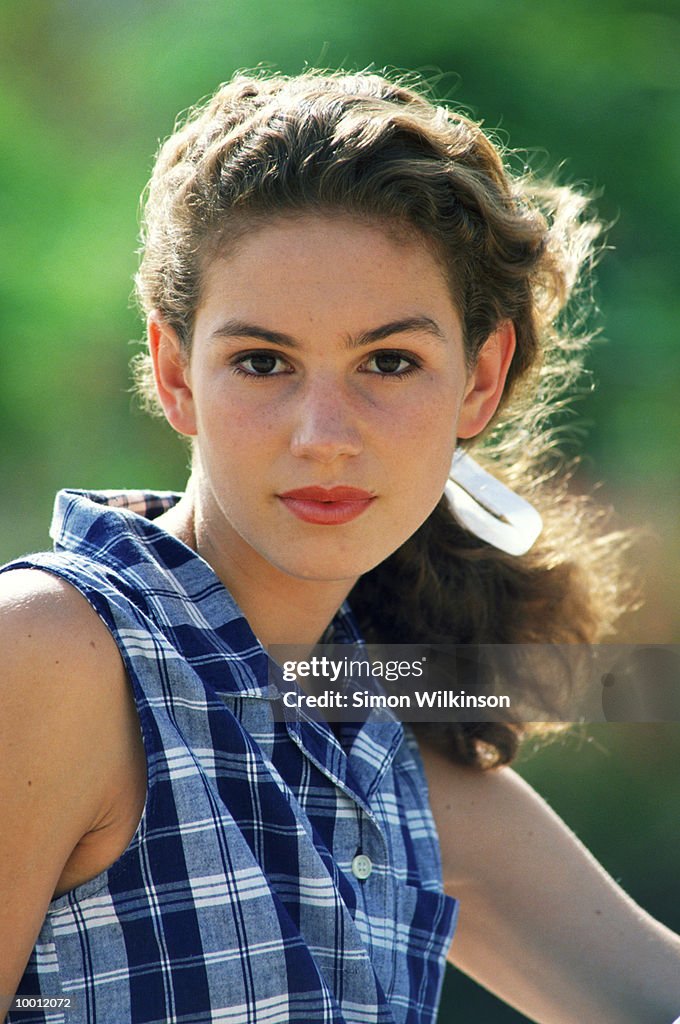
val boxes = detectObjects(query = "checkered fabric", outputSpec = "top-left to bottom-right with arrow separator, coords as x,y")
3,490 -> 457,1024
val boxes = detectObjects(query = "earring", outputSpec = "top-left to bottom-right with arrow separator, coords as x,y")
444,449 -> 543,556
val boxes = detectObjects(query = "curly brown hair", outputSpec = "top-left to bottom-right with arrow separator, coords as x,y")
133,69 -> 634,768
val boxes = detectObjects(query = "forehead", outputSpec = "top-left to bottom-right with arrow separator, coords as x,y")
196,212 -> 459,329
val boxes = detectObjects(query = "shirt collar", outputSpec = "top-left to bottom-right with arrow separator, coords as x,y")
50,488 -> 363,700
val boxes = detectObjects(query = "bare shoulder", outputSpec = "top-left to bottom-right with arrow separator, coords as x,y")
0,567 -> 136,992
0,567 -> 126,722
1,564 -> 112,647
0,566 -> 132,825
418,737 -> 536,814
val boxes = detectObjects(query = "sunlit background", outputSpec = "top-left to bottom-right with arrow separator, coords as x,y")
1,1 -> 678,1019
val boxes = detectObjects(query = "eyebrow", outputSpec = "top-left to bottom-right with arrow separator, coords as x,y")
208,316 -> 446,349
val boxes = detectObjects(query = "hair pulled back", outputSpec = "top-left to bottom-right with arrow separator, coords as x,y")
135,69 -> 632,769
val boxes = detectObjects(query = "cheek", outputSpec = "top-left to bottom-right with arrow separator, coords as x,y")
393,389 -> 461,451
198,386 -> 282,449
395,402 -> 460,494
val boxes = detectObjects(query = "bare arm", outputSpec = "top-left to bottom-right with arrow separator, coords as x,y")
420,741 -> 680,1024
0,570 -> 132,1006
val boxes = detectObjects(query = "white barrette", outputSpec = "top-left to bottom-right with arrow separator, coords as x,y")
444,449 -> 543,556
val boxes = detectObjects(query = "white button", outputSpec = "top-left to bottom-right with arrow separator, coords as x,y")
351,854 -> 373,880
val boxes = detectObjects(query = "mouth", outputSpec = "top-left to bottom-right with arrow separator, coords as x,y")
277,486 -> 376,525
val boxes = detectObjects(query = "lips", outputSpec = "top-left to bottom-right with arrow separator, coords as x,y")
277,485 -> 375,525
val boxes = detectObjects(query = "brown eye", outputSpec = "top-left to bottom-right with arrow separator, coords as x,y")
233,351 -> 292,377
374,353 -> 404,373
363,351 -> 420,377
244,353 -> 278,374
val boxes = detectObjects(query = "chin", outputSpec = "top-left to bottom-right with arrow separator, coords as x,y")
280,562 -> 365,583
269,549 -> 376,583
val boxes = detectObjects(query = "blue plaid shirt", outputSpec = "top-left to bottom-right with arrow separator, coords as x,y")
4,490 -> 457,1024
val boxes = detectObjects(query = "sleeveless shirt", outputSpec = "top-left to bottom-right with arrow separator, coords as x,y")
2,489 -> 457,1024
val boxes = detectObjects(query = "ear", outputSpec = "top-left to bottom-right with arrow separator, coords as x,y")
457,321 -> 516,439
147,313 -> 197,437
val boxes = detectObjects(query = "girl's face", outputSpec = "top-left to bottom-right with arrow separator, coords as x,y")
152,214 -> 512,583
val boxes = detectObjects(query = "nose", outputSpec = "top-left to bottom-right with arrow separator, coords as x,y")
289,377 -> 363,463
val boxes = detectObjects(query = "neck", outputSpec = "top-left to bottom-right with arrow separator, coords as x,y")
155,481 -> 358,649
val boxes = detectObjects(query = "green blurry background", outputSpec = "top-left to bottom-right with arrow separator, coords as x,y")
1,1 -> 678,1019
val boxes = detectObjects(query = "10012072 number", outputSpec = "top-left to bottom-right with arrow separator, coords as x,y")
5,996 -> 75,1011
